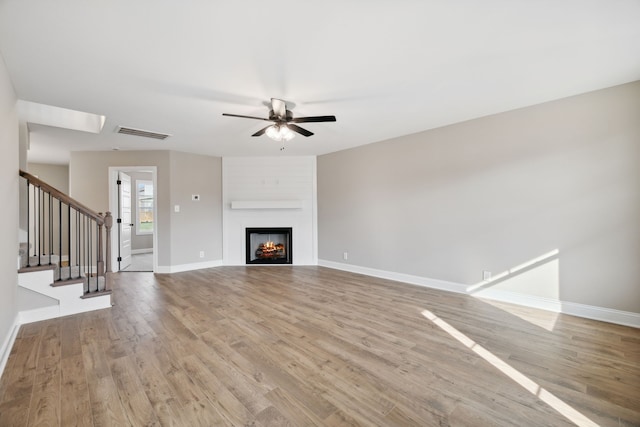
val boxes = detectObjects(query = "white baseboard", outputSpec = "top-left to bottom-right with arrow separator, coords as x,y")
156,259 -> 224,274
559,300 -> 640,328
318,259 -> 640,328
473,288 -> 640,328
0,314 -> 20,380
131,248 -> 153,255
318,260 -> 467,294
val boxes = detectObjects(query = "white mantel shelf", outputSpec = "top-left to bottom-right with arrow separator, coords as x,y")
231,200 -> 303,210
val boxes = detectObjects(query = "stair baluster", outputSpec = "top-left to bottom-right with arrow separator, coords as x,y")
67,203 -> 71,280
58,197 -> 62,274
25,177 -> 30,268
48,191 -> 52,266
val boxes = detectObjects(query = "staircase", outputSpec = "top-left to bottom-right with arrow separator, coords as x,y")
18,170 -> 113,320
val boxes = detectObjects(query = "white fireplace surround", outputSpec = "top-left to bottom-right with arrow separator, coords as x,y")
222,156 -> 318,265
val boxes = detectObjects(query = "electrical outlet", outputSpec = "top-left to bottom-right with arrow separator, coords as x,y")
174,205 -> 180,213
483,270 -> 492,281
343,252 -> 348,261
199,251 -> 205,258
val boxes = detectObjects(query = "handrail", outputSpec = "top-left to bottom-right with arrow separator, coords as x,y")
19,169 -> 104,225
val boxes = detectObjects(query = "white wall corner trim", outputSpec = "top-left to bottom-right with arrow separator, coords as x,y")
156,259 -> 224,274
0,314 -> 20,380
318,260 -> 640,328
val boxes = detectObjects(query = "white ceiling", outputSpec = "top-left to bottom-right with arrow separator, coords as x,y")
1,0 -> 639,164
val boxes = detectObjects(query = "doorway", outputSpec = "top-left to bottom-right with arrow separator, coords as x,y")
119,171 -> 133,270
108,166 -> 158,272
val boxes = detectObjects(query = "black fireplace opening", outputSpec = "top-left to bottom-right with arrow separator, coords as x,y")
246,227 -> 292,264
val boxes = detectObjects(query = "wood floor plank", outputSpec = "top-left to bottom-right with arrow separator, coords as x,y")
199,329 -> 277,395
60,354 -> 92,427
60,317 -> 82,360
231,339 -> 338,420
27,355 -> 61,427
189,337 -> 273,416
0,394 -> 32,427
0,334 -> 40,404
144,339 -> 228,426
264,387 -> 326,426
1,266 -> 638,426
109,355 -> 161,427
180,353 -> 257,426
130,348 -> 189,427
86,376 -> 130,427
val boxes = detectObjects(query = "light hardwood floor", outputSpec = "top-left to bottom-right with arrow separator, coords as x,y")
1,266 -> 638,426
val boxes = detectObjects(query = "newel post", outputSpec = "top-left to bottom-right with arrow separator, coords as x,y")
104,211 -> 113,273
97,213 -> 105,276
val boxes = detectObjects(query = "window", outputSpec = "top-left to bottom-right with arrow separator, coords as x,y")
136,180 -> 154,235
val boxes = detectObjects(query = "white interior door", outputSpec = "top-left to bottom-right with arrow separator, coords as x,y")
119,172 -> 132,270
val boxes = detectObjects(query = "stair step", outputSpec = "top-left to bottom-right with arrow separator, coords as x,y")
20,257 -> 61,270
51,277 -> 85,287
18,264 -> 56,273
80,289 -> 113,299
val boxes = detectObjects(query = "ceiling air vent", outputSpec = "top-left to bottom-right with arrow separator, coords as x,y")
116,126 -> 171,140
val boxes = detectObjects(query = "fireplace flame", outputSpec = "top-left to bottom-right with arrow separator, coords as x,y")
256,241 -> 285,259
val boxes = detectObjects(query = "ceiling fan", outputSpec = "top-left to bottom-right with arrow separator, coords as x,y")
222,98 -> 336,141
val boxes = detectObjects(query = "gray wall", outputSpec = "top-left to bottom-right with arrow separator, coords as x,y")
69,150 -> 222,268
170,151 -> 223,264
318,81 -> 640,313
26,163 -> 69,193
0,54 -> 18,356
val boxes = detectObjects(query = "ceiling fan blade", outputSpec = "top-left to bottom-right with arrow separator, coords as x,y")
287,124 -> 314,137
222,113 -> 271,122
290,115 -> 337,123
271,98 -> 287,119
252,126 -> 271,137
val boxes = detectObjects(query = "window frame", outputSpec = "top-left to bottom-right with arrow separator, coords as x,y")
135,179 -> 154,236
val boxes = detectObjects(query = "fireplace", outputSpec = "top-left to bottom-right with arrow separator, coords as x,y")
246,227 -> 292,264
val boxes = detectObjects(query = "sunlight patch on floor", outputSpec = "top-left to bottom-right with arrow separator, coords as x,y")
421,308 -> 599,427
482,299 -> 560,332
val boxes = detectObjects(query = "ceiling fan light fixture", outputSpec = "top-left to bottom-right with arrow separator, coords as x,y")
266,124 -> 295,141
223,98 -> 335,140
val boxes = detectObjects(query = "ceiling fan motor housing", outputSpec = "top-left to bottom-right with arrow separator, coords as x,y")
269,109 -> 294,122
